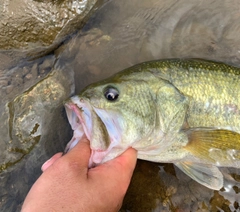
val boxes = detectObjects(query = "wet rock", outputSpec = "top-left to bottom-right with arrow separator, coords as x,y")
87,65 -> 101,75
30,63 -> 39,79
39,58 -> 54,72
38,57 -> 55,76
0,79 -> 8,87
23,73 -> 33,82
0,61 -> 74,211
0,55 -> 57,104
0,0 -> 106,58
22,67 -> 30,77
5,85 -> 14,94
12,77 -> 23,86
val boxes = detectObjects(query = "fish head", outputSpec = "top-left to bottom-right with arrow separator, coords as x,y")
65,75 -> 160,167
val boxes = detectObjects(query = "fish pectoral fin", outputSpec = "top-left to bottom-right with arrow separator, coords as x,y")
175,161 -> 223,190
184,128 -> 240,166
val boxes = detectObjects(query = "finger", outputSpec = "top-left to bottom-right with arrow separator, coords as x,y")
41,153 -> 63,172
111,148 -> 137,181
114,147 -> 137,173
90,148 -> 137,187
63,136 -> 91,169
107,148 -> 137,193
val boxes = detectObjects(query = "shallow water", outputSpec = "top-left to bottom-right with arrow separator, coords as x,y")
58,0 -> 240,211
1,0 -> 240,211
56,0 -> 240,97
120,161 -> 240,211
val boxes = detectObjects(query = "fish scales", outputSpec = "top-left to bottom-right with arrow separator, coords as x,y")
169,60 -> 240,132
65,59 -> 240,190
128,59 -> 240,132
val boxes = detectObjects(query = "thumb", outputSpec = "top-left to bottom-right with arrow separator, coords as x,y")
63,136 -> 91,169
112,148 -> 138,176
41,153 -> 63,172
89,148 -> 137,192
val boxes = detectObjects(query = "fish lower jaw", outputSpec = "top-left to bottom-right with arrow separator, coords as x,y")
90,148 -> 106,152
89,150 -> 108,168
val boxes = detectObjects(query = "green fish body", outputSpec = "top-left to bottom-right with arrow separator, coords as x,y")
65,59 -> 240,190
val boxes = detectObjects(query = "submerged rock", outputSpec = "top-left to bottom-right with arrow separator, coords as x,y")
2,0 -> 240,211
0,63 -> 74,211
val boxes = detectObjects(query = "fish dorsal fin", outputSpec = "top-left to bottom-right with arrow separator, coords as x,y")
175,161 -> 223,190
184,128 -> 240,166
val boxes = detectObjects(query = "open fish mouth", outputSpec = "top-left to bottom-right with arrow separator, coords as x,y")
65,96 -> 100,168
64,97 -> 92,152
64,96 -> 124,167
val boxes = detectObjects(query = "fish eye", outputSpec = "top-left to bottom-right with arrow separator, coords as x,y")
104,86 -> 119,101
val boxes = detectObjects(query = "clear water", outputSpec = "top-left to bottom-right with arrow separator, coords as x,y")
1,0 -> 240,211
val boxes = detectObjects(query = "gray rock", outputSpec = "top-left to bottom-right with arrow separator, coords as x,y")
0,62 -> 75,211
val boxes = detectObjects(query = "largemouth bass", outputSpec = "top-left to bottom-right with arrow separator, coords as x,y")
65,59 -> 240,190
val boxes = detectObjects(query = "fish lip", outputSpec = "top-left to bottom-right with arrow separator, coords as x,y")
64,96 -> 125,168
64,97 -> 111,167
66,104 -> 90,139
64,97 -> 92,150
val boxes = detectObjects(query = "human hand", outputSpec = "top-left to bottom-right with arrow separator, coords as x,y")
21,137 -> 137,212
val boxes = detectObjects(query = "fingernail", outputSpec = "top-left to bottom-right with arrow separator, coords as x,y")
42,158 -> 51,167
41,158 -> 52,171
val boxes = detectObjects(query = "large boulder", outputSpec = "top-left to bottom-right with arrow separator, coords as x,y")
0,59 -> 75,211
0,0 -> 104,57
